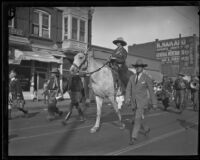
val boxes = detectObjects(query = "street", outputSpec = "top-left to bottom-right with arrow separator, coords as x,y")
8,99 -> 198,155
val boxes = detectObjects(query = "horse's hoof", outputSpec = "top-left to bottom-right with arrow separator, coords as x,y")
90,127 -> 99,133
120,123 -> 125,129
61,121 -> 67,126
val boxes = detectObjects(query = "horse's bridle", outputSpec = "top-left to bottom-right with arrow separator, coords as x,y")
71,53 -> 88,72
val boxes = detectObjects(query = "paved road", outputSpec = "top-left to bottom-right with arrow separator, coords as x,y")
8,100 -> 198,155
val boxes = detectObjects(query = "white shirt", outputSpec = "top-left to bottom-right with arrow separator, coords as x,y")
135,72 -> 143,83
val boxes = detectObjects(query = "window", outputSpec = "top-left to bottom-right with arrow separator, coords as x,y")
8,18 -> 14,28
79,20 -> 85,42
32,10 -> 51,38
64,17 -> 68,40
72,17 -> 78,40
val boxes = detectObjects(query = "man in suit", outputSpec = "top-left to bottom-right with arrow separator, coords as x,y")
125,59 -> 158,145
62,74 -> 85,125
9,70 -> 28,118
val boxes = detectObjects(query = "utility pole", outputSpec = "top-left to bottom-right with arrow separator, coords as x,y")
179,34 -> 181,73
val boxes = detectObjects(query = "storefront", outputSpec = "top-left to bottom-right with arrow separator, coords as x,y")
9,49 -> 62,100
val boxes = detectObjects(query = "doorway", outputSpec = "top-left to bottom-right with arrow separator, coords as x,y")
34,72 -> 47,100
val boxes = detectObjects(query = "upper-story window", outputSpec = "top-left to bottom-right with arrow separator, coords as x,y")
72,17 -> 78,40
32,9 -> 51,39
8,18 -> 14,28
64,17 -> 68,40
79,20 -> 85,42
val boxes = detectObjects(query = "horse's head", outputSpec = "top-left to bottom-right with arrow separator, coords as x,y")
70,52 -> 88,74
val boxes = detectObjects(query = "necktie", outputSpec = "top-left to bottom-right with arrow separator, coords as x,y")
135,73 -> 139,84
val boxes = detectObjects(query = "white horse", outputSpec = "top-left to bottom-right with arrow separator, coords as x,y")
70,51 -> 126,133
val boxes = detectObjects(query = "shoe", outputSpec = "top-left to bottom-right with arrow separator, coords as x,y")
129,137 -> 137,145
144,128 -> 151,136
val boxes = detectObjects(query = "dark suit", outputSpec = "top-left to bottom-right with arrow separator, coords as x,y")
125,72 -> 157,139
63,75 -> 85,122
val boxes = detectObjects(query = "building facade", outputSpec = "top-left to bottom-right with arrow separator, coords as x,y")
8,7 -> 94,100
129,34 -> 199,78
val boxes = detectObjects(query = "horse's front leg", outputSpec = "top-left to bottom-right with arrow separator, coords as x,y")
90,96 -> 103,133
109,96 -> 125,129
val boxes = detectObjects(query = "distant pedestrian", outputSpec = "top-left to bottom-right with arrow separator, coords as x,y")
42,80 -> 49,104
46,68 -> 63,121
9,70 -> 28,119
62,74 -> 85,125
125,59 -> 157,145
173,72 -> 187,114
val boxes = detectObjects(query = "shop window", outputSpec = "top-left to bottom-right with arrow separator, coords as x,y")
32,9 -> 51,39
64,16 -> 68,40
16,67 -> 31,91
80,20 -> 85,42
72,17 -> 78,40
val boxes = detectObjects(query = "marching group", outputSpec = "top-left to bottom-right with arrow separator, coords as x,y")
8,37 -> 199,146
154,72 -> 199,113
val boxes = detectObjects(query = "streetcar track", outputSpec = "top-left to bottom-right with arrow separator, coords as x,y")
9,111 -> 169,141
9,110 -> 167,132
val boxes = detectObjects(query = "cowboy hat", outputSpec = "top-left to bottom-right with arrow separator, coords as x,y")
9,70 -> 16,78
113,37 -> 127,46
132,59 -> 148,68
50,68 -> 60,74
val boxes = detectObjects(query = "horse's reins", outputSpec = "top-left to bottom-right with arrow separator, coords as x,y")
72,53 -> 110,76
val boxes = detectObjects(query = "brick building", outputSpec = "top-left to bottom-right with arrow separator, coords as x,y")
129,34 -> 199,79
8,7 -> 94,100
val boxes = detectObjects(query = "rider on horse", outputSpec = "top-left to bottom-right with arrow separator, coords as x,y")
110,37 -> 128,93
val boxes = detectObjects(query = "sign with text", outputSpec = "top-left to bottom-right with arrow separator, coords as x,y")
156,36 -> 195,76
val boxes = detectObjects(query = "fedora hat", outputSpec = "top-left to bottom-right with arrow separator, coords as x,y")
113,37 -> 127,46
9,70 -> 16,78
178,72 -> 185,77
50,68 -> 59,74
132,59 -> 148,68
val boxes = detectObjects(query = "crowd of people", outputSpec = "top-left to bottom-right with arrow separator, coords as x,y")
153,72 -> 199,113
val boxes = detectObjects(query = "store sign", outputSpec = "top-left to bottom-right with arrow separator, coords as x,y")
9,27 -> 23,36
156,36 -> 195,76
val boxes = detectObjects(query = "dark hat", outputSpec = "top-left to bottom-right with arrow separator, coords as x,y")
178,72 -> 185,76
132,59 -> 148,68
50,68 -> 60,74
113,37 -> 127,46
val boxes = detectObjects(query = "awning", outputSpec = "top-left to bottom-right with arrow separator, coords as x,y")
9,49 -> 62,64
21,50 -> 61,63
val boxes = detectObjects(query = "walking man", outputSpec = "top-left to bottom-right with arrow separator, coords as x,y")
125,59 -> 157,145
174,72 -> 187,114
62,74 -> 85,125
9,70 -> 28,118
46,68 -> 63,121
